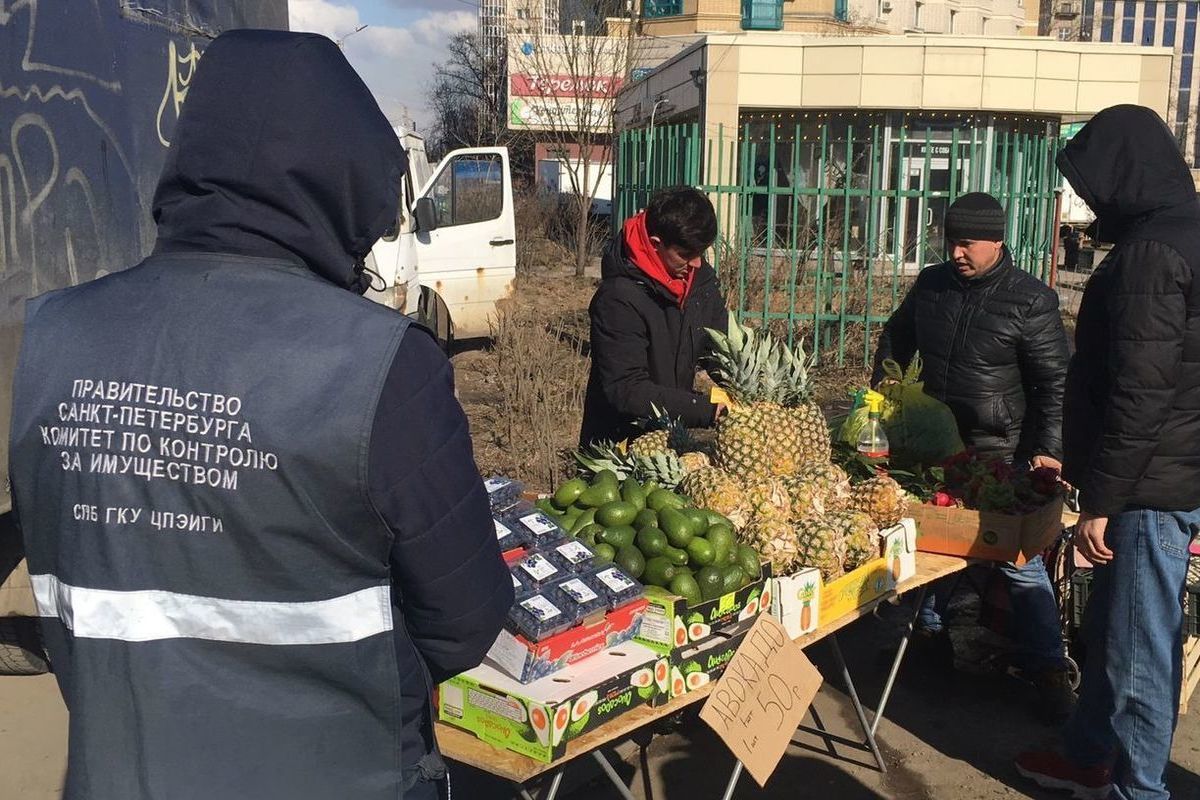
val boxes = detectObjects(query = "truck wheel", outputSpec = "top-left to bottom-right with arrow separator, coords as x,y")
0,617 -> 50,675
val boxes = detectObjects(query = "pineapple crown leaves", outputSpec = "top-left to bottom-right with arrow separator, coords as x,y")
574,441 -> 637,480
704,312 -> 815,406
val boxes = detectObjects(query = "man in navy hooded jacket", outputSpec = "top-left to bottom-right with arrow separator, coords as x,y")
8,31 -> 511,800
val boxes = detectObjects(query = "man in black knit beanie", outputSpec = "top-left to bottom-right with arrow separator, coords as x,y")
874,191 -> 1073,723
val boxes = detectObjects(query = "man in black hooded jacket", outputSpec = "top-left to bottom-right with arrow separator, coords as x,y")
8,31 -> 511,800
580,187 -> 728,446
1017,105 -> 1200,800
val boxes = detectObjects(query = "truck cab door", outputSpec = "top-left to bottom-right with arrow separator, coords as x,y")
414,147 -> 516,340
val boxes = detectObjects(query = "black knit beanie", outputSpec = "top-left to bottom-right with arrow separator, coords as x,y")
944,192 -> 1006,242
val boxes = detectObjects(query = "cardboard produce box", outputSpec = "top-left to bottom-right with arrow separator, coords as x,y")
439,642 -> 665,763
635,564 -> 773,657
772,520 -> 915,636
911,495 -> 1065,564
658,617 -> 756,703
487,598 -> 648,683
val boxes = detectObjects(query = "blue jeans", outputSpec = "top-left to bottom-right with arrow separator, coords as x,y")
1063,507 -> 1200,800
917,555 -> 1068,671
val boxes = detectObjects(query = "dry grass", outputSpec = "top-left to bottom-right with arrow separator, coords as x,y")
455,270 -> 594,493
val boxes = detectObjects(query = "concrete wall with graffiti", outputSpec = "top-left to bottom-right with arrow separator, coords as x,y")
0,0 -> 288,511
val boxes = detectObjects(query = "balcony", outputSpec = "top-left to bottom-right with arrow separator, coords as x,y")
742,0 -> 783,30
1054,2 -> 1080,18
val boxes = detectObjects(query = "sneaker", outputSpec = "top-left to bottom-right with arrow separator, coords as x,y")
1031,669 -> 1078,726
1015,750 -> 1111,799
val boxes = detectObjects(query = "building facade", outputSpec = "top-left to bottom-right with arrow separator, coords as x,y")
1047,0 -> 1198,166
640,0 -> 1027,37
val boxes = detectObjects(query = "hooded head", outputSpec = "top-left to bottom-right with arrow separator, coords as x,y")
1057,104 -> 1197,244
151,30 -> 407,293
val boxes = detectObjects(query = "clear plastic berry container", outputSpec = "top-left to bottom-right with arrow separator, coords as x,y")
507,591 -> 574,641
500,504 -> 567,547
591,566 -> 645,611
546,574 -> 608,625
544,538 -> 598,574
483,476 -> 524,511
493,516 -> 528,553
511,551 -> 565,591
510,569 -> 533,600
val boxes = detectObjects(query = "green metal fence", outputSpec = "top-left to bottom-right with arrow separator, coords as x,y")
614,113 -> 1061,366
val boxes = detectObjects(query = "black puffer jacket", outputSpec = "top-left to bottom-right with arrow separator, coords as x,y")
1058,104 -> 1200,518
580,238 -> 728,446
873,250 -> 1069,462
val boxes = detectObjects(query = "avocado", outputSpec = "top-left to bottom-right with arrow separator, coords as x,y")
552,478 -> 588,509
620,478 -> 647,511
578,483 -> 619,509
659,508 -> 698,548
696,566 -> 725,601
721,565 -> 745,594
593,469 -> 620,487
643,556 -> 677,588
736,544 -> 762,581
686,537 -> 716,567
615,546 -> 647,580
707,525 -> 736,566
669,574 -> 703,607
593,543 -> 617,565
597,525 -> 636,550
634,508 -> 659,530
596,501 -> 638,528
681,507 -> 710,532
646,489 -> 687,512
662,545 -> 690,567
635,527 -> 669,558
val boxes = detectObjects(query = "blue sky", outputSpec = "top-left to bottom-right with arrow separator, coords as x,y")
289,0 -> 476,133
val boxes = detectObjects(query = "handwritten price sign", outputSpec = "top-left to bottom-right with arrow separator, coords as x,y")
699,613 -> 822,787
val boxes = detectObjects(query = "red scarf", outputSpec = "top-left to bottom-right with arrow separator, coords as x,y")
623,212 -> 696,308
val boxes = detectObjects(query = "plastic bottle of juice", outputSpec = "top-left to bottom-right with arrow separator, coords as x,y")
856,390 -> 890,461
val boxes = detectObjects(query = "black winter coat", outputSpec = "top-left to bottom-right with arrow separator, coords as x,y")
580,239 -> 728,446
1057,104 -> 1200,518
873,250 -> 1069,463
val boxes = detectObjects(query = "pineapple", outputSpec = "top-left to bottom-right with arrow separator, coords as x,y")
705,313 -> 830,480
744,515 -> 800,575
828,510 -> 880,571
678,451 -> 712,473
743,476 -> 792,522
797,462 -> 853,512
781,475 -> 825,521
794,515 -> 846,581
851,475 -> 910,529
678,467 -> 749,526
575,442 -> 687,488
628,405 -> 692,459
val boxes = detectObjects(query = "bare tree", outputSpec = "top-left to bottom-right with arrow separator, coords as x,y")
508,5 -> 644,276
426,32 -> 508,158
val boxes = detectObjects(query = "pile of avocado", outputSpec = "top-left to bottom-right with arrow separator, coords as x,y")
535,470 -> 763,607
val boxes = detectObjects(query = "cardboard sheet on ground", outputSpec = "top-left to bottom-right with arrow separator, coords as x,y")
698,613 -> 823,787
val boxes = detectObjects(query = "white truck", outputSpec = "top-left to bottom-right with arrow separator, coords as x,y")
367,128 -> 517,347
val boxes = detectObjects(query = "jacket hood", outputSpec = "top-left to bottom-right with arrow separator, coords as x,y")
1057,105 -> 1197,244
151,30 -> 407,293
601,236 -> 716,306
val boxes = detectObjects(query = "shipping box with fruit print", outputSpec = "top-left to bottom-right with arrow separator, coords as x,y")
438,643 -> 665,763
635,562 -> 774,657
658,617 -> 758,703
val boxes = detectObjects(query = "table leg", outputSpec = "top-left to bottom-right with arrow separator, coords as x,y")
718,760 -> 744,800
516,769 -> 564,800
829,634 -> 887,773
870,585 -> 928,737
592,751 -> 638,800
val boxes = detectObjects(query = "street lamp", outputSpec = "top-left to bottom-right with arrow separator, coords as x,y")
645,95 -> 674,185
335,24 -> 369,49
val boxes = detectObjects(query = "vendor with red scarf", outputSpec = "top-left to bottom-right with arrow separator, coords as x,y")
580,186 -> 728,447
